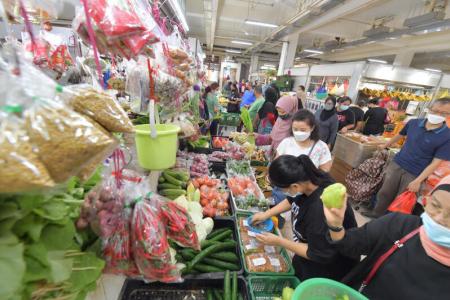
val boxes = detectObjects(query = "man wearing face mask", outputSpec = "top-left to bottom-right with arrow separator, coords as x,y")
336,96 -> 356,133
363,98 -> 450,218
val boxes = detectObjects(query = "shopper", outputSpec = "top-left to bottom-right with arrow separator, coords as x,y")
277,110 -> 332,172
349,100 -> 366,132
227,83 -> 241,113
240,83 -> 255,108
270,82 -> 281,101
223,81 -> 232,98
336,96 -> 356,133
315,96 -> 339,148
254,86 -> 278,134
248,85 -> 265,121
252,155 -> 359,281
297,85 -> 306,109
323,184 -> 450,299
204,82 -> 220,135
363,98 -> 450,218
190,84 -> 201,120
363,98 -> 388,136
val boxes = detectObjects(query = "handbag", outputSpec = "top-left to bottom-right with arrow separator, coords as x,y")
387,191 -> 417,214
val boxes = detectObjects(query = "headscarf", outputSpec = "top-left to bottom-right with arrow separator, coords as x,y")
258,87 -> 278,120
320,96 -> 337,121
270,95 -> 298,150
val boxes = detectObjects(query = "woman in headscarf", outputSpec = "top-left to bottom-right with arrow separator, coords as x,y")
314,96 -> 339,149
253,86 -> 278,134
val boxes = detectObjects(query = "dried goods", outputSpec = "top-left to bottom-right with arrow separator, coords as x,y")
245,253 -> 288,273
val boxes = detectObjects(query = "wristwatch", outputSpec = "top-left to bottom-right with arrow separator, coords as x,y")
327,223 -> 344,232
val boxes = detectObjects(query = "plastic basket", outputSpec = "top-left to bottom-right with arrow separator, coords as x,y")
134,124 -> 180,170
248,276 -> 301,300
292,278 -> 369,300
220,112 -> 241,126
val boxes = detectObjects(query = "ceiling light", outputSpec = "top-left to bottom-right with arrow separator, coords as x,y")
261,66 -> 276,70
225,49 -> 241,54
245,20 -> 278,28
243,31 -> 249,36
231,40 -> 252,46
368,58 -> 387,64
303,49 -> 324,54
263,64 -> 276,67
168,0 -> 189,32
425,68 -> 441,73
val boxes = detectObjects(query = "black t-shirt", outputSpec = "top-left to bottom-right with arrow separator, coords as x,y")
363,107 -> 387,135
349,106 -> 364,123
330,213 -> 450,300
288,179 -> 359,281
337,109 -> 356,130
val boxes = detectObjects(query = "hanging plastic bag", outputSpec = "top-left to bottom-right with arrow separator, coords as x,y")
387,191 -> 417,214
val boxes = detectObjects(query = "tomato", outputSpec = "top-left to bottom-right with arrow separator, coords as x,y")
200,185 -> 209,193
200,198 -> 209,207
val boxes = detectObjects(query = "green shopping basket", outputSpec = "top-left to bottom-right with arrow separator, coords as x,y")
292,278 -> 368,300
248,276 -> 300,300
220,112 -> 241,126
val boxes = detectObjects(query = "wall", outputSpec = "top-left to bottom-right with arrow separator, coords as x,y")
219,62 -> 241,87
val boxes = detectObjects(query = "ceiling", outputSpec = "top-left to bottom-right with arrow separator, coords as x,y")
185,0 -> 450,72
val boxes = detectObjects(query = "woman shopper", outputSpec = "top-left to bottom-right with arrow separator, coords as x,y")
315,96 -> 339,148
253,86 -> 278,134
252,155 -> 359,281
363,98 -> 388,136
227,83 -> 241,113
204,82 -> 220,134
324,183 -> 450,299
336,96 -> 356,133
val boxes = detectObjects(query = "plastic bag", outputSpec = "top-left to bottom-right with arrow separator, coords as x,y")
24,98 -> 118,183
0,111 -> 55,193
387,191 -> 417,214
245,253 -> 288,273
132,199 -> 181,283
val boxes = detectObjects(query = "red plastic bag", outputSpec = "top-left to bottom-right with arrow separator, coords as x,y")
388,191 -> 417,214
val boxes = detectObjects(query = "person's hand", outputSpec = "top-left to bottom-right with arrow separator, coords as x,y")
255,232 -> 281,246
407,179 -> 421,193
341,127 -> 348,134
251,212 -> 268,225
323,194 -> 347,228
378,143 -> 390,150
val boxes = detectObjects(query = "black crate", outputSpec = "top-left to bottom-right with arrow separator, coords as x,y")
119,277 -> 250,300
184,219 -> 242,279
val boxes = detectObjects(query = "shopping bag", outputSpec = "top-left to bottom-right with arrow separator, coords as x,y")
387,191 -> 417,214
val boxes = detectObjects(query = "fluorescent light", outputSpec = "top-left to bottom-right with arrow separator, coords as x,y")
425,68 -> 442,73
225,49 -> 241,54
368,58 -> 387,64
231,40 -> 252,46
263,64 -> 275,67
245,20 -> 278,28
168,0 -> 189,32
303,49 -> 324,54
261,66 -> 276,70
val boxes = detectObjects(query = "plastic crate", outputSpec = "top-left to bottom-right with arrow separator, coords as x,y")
220,112 -> 241,126
248,276 -> 301,300
119,277 -> 250,300
211,136 -> 230,151
235,212 -> 295,276
292,278 -> 369,300
229,181 -> 268,214
183,219 -> 242,279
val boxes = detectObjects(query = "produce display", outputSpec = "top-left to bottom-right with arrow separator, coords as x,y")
227,160 -> 253,178
228,177 -> 269,212
212,136 -> 230,149
245,253 -> 289,273
224,142 -> 247,161
191,176 -> 230,217
208,151 -> 231,163
204,271 -> 240,300
158,170 -> 190,200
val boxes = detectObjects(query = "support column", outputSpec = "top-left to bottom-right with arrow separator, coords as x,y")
277,33 -> 299,76
393,50 -> 415,67
249,55 -> 259,79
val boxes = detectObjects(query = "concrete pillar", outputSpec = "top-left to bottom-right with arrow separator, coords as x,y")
393,50 -> 415,67
249,55 -> 259,78
277,33 -> 299,76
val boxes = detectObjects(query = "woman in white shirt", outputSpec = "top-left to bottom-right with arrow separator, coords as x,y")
276,109 -> 332,172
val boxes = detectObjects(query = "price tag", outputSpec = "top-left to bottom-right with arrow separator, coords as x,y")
269,257 -> 280,267
246,244 -> 256,250
252,257 -> 266,266
243,219 -> 249,227
264,246 -> 276,253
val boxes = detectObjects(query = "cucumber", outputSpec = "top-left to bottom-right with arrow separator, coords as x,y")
210,252 -> 239,263
180,250 -> 196,261
207,289 -> 214,300
165,170 -> 189,182
202,258 -> 240,271
207,228 -> 229,240
159,189 -> 186,199
193,263 -> 223,273
201,239 -> 220,249
158,176 -> 165,183
209,230 -> 232,242
187,241 -> 237,270
231,272 -> 237,300
175,254 -> 184,262
158,183 -> 182,190
163,172 -> 186,188
224,271 -> 231,300
213,289 -> 223,300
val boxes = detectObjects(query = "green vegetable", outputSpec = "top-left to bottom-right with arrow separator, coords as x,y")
240,108 -> 253,132
321,183 -> 347,208
193,189 -> 201,202
202,258 -> 240,271
213,289 -> 224,300
207,289 -> 214,300
165,170 -> 190,182
163,172 -> 187,188
210,252 -> 239,263
187,241 -> 237,270
158,183 -> 182,190
187,183 -> 196,201
201,239 -> 220,249
282,287 -> 294,300
180,249 -> 196,261
231,272 -> 238,300
193,263 -> 223,273
207,228 -> 229,240
158,176 -> 165,183
159,189 -> 187,199
209,229 -> 232,242
224,270 -> 231,300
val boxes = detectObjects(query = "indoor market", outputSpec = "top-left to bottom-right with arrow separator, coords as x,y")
1,0 -> 450,299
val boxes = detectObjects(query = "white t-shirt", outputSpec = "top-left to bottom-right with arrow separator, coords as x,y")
276,137 -> 332,168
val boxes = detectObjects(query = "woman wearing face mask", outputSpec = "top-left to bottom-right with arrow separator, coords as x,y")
324,183 -> 450,299
277,109 -> 332,172
251,155 -> 359,281
336,96 -> 356,133
315,96 -> 339,149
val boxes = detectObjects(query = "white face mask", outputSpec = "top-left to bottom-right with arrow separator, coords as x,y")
427,113 -> 446,125
293,131 -> 311,142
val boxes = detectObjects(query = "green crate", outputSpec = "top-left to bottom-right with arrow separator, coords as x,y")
236,212 -> 295,276
220,112 -> 241,126
248,276 -> 301,300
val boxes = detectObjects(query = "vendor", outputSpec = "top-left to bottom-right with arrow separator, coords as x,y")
227,83 -> 241,113
252,155 -> 359,281
337,96 -> 356,133
363,98 -> 450,218
362,98 -> 388,136
324,184 -> 450,299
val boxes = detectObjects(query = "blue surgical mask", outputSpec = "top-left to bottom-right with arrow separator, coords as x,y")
324,103 -> 335,111
340,105 -> 349,111
421,212 -> 450,248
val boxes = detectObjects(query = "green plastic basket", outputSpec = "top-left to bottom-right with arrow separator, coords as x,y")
220,112 -> 241,126
236,213 -> 295,276
292,278 -> 369,300
249,276 -> 301,300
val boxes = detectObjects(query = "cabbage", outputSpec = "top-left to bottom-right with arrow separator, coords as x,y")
174,196 -> 189,210
202,217 -> 214,235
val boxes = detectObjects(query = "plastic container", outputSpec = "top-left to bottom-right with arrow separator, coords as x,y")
134,124 -> 180,170
248,276 -> 301,300
119,277 -> 250,300
292,278 -> 369,300
230,184 -> 268,214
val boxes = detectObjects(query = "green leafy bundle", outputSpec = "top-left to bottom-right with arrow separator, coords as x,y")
0,171 -> 104,300
240,108 -> 253,133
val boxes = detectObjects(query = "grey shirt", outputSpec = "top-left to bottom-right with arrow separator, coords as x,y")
315,109 -> 339,145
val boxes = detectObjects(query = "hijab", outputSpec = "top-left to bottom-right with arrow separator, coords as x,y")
320,97 -> 337,121
259,87 -> 278,119
270,95 -> 298,150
